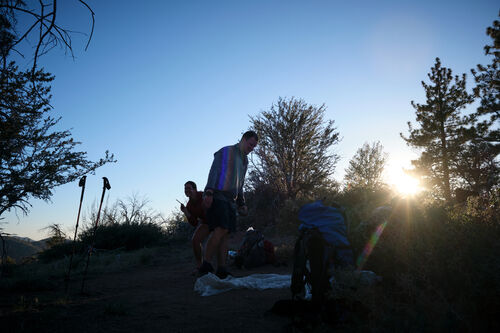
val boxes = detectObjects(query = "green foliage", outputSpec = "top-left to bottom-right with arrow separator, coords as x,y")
42,223 -> 67,248
344,141 -> 388,190
0,3 -> 111,218
38,196 -> 191,263
271,186 -> 499,329
454,138 -> 499,195
239,184 -> 282,231
459,15 -> 500,195
37,240 -> 81,263
471,16 -> 499,145
0,62 -> 115,217
249,96 -> 340,200
38,223 -> 166,263
275,198 -> 306,235
401,57 -> 475,202
164,210 -> 192,242
353,194 -> 500,330
80,222 -> 166,251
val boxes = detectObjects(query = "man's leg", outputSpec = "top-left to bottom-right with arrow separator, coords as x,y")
199,227 -> 227,275
215,233 -> 231,279
216,233 -> 229,269
192,224 -> 210,268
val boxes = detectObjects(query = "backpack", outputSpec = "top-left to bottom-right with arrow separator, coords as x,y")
291,201 -> 354,306
291,227 -> 331,306
234,228 -> 275,269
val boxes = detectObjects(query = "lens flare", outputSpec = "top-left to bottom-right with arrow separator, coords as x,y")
356,220 -> 387,271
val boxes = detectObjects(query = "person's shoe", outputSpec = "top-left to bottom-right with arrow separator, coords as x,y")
215,266 -> 232,279
197,261 -> 214,277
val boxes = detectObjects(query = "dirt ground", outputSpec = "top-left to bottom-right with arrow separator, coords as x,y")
0,233 -> 300,333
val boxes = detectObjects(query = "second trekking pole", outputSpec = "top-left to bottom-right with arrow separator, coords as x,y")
65,176 -> 87,292
81,177 -> 110,294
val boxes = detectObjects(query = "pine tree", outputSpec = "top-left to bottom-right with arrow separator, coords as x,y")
471,16 -> 499,147
401,58 -> 474,202
455,16 -> 500,194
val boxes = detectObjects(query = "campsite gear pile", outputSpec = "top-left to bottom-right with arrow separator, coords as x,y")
234,227 -> 275,269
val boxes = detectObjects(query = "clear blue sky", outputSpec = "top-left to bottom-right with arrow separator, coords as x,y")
3,0 -> 498,240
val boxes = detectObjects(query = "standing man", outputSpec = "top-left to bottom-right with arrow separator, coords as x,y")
198,130 -> 258,279
180,181 -> 210,273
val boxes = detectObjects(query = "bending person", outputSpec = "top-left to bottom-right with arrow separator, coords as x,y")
180,181 -> 210,273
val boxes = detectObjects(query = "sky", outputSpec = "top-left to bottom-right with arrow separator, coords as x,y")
2,0 -> 499,240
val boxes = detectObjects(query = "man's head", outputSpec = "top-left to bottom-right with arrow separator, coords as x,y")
239,130 -> 258,155
184,181 -> 197,198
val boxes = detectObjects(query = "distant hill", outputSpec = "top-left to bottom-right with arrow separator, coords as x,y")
1,236 -> 48,262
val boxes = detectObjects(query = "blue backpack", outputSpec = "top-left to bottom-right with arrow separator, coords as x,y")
291,200 -> 354,304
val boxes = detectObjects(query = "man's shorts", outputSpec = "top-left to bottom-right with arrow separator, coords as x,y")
206,197 -> 236,233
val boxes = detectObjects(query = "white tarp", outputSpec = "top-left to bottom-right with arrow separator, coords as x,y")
194,273 -> 291,296
194,270 -> 381,297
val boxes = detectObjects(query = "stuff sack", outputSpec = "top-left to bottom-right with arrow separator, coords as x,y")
234,228 -> 275,269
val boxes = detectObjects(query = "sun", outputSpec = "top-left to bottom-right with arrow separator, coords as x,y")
385,162 -> 422,196
393,173 -> 421,196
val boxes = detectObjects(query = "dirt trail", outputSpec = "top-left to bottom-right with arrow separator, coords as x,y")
1,238 -> 294,333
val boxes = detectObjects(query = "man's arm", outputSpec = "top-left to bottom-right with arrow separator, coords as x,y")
203,149 -> 223,209
182,203 -> 198,226
205,149 -> 223,192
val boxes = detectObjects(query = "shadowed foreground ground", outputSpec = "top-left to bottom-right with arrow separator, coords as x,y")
1,237 -> 300,333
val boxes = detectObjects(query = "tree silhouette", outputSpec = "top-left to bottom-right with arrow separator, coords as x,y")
456,15 -> 500,194
41,223 -> 66,247
0,2 -> 114,218
401,58 -> 474,202
249,97 -> 340,200
0,0 -> 95,73
344,141 -> 388,191
471,15 -> 499,147
0,62 -> 114,217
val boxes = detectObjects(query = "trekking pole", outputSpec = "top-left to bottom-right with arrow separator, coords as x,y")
81,177 -> 110,294
65,176 -> 87,292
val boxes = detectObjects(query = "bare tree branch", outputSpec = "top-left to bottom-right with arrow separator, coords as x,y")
1,0 -> 95,72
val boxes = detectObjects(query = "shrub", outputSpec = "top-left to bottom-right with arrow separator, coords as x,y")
38,222 -> 168,263
164,211 -> 192,242
38,241 -> 82,263
353,194 -> 500,330
79,222 -> 166,251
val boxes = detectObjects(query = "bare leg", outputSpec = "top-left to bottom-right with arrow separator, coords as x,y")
204,227 -> 228,265
192,224 -> 210,267
216,233 -> 229,269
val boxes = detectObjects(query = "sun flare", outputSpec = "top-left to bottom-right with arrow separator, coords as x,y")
394,174 -> 421,195
386,162 -> 422,196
